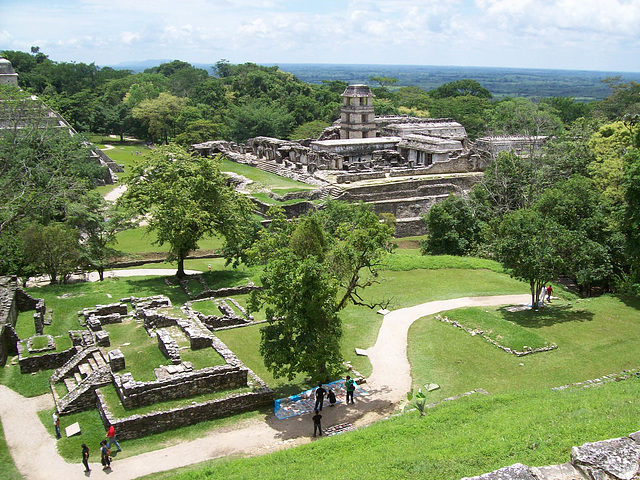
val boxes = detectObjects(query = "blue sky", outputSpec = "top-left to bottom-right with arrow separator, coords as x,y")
1,0 -> 639,72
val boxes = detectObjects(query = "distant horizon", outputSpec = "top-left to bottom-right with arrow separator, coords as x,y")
2,1 -> 639,73
105,59 -> 640,77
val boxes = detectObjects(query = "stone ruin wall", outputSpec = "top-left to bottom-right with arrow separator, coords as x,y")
96,382 -> 274,441
113,364 -> 249,409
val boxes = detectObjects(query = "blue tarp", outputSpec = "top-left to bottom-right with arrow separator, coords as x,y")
274,379 -> 366,419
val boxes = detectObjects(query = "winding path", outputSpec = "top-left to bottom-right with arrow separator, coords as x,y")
0,294 -> 529,479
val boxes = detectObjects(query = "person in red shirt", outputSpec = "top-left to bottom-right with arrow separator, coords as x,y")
105,425 -> 122,452
546,285 -> 553,303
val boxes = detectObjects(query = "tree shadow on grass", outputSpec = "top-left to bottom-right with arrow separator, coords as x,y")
498,304 -> 594,329
201,270 -> 255,291
616,295 -> 640,311
120,276 -> 189,304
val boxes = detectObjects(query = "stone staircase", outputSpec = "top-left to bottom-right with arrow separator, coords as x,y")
51,347 -> 112,414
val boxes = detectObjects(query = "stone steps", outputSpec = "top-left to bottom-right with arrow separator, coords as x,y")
64,377 -> 76,392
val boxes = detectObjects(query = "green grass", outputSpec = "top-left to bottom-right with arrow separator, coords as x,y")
139,377 -> 640,480
115,228 -> 225,255
18,334 -> 72,358
215,324 -> 310,398
219,158 -> 314,191
102,318 -> 167,382
0,418 -> 21,480
385,252 -> 507,272
408,296 -> 640,403
0,362 -> 54,397
439,306 -> 554,351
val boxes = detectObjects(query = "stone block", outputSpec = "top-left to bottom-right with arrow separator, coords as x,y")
108,349 -> 125,372
95,330 -> 110,347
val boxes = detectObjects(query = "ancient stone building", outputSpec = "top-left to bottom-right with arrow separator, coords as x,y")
0,58 -> 19,86
340,84 -> 376,139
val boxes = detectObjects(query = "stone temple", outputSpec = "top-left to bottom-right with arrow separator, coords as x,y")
193,84 -> 544,236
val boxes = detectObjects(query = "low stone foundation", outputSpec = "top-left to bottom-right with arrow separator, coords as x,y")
18,343 -> 77,373
113,364 -> 249,409
96,385 -> 274,440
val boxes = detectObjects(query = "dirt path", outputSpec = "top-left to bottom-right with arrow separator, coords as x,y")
0,294 -> 529,479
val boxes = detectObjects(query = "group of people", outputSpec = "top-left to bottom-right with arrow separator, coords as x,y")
79,425 -> 122,473
312,375 -> 357,437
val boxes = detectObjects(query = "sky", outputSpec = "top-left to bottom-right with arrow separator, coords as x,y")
1,0 -> 640,72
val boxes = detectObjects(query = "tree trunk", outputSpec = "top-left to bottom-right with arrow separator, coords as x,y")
176,255 -> 186,278
98,267 -> 104,282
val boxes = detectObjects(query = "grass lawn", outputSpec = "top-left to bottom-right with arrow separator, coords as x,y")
139,377 -> 640,480
408,295 -> 640,403
115,228 -> 226,255
0,419 -> 25,480
102,318 -> 167,382
219,158 -> 314,192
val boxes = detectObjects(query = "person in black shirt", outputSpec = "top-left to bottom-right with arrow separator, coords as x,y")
314,383 -> 327,411
81,444 -> 90,472
312,409 -> 322,437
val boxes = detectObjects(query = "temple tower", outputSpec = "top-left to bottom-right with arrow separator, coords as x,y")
0,58 -> 19,87
340,84 -> 376,139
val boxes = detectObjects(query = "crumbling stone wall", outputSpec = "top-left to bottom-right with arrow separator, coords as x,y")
17,343 -> 77,373
96,385 -> 274,440
113,365 -> 249,409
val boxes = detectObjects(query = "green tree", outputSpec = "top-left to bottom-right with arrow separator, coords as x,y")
496,209 -> 565,309
487,98 -> 563,137
20,223 -> 81,284
533,176 -> 613,295
118,145 -> 253,278
249,202 -> 394,380
0,86 -> 105,237
428,79 -> 492,99
421,195 -> 486,256
66,193 -> 132,281
132,92 -> 188,144
228,100 -> 295,142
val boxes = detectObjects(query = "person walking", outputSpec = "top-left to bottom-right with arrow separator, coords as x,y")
345,375 -> 356,404
81,443 -> 90,473
52,412 -> 61,439
546,285 -> 553,303
314,383 -> 327,411
100,440 -> 111,470
105,424 -> 122,452
312,409 -> 322,437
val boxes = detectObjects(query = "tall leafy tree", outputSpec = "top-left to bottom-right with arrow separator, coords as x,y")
0,86 -> 105,237
496,209 -> 565,309
20,223 -> 81,284
249,202 -> 394,380
118,144 -> 253,277
66,192 -> 132,281
421,195 -> 487,256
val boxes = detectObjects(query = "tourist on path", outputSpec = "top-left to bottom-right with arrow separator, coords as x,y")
105,424 -> 122,452
312,409 -> 322,437
546,285 -> 553,303
81,443 -> 90,472
100,440 -> 111,470
345,375 -> 356,404
327,387 -> 336,407
52,412 -> 61,439
314,383 -> 327,411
